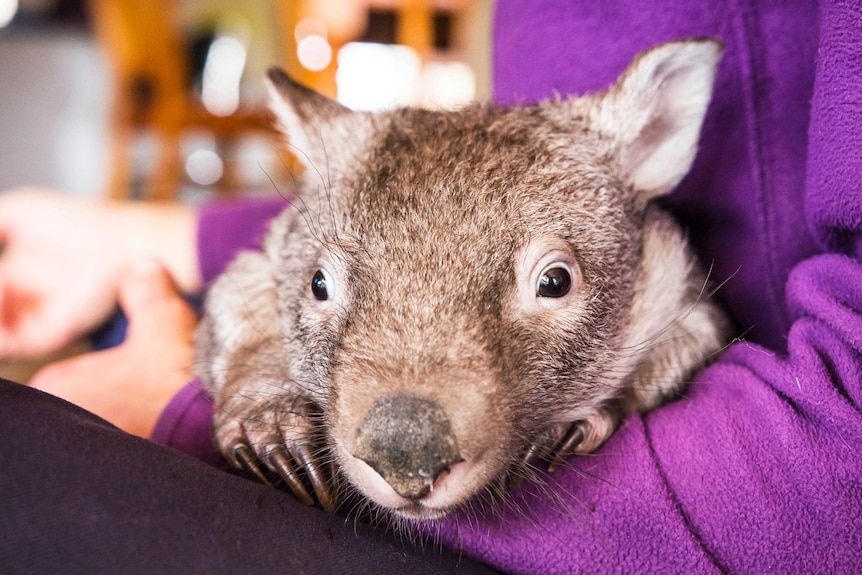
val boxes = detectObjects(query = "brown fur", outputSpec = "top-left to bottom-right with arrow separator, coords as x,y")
196,39 -> 729,520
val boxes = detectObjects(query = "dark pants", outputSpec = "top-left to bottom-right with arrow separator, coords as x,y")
0,313 -> 495,574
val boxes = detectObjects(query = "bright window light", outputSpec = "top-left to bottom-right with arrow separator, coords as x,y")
0,0 -> 18,28
297,34 -> 332,72
336,43 -> 421,111
201,35 -> 247,117
185,149 -> 223,186
421,61 -> 476,109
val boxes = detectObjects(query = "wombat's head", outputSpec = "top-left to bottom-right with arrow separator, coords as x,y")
265,39 -> 724,519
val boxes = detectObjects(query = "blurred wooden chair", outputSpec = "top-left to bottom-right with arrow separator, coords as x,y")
90,0 -> 277,201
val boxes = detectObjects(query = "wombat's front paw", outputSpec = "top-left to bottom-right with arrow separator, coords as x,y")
512,410 -> 619,483
212,400 -> 334,510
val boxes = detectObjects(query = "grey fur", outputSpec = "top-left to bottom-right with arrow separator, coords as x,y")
195,39 -> 730,520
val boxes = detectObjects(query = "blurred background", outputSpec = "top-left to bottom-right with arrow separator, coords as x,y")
0,0 -> 492,381
0,0 -> 492,203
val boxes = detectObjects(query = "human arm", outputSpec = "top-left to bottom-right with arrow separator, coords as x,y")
29,260 -> 197,439
23,194 -> 287,446
0,187 -> 287,359
0,188 -> 199,358
0,181 -> 285,436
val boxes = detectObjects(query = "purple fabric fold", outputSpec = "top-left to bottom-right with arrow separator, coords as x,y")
805,0 -> 862,255
150,381 -> 220,468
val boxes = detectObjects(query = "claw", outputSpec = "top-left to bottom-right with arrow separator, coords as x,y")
505,463 -> 526,491
223,436 -> 246,469
263,446 -> 315,506
488,473 -> 509,504
547,422 -> 586,473
295,443 -> 334,511
232,441 -> 273,486
503,435 -> 554,492
525,437 -> 558,468
521,443 -> 543,470
502,448 -> 529,492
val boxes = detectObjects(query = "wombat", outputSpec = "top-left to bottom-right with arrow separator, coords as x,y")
196,38 -> 729,521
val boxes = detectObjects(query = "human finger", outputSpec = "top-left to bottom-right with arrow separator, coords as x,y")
118,260 -> 197,338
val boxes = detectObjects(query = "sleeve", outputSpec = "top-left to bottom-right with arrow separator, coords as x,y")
149,381 -> 220,467
196,196 -> 288,284
150,196 -> 286,457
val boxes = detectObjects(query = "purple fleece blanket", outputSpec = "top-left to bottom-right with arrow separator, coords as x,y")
154,1 -> 862,573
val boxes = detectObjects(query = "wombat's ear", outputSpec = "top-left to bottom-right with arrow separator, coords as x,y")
597,39 -> 723,200
266,68 -> 371,173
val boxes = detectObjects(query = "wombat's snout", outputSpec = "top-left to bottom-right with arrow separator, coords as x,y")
353,394 -> 462,500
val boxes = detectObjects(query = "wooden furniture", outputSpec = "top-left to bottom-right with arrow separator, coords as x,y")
90,0 -> 277,201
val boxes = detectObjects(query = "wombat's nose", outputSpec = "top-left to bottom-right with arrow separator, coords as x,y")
353,394 -> 462,500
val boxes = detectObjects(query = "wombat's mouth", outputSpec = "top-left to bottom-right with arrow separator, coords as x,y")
340,450 -> 491,518
391,501 -> 458,521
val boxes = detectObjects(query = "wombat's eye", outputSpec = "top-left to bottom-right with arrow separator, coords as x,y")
536,264 -> 572,298
311,269 -> 334,301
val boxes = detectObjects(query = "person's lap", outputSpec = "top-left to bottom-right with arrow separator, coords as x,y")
0,378 -> 494,574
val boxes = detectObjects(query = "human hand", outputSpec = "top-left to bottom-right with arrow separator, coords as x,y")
0,188 -> 199,359
29,260 -> 197,438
